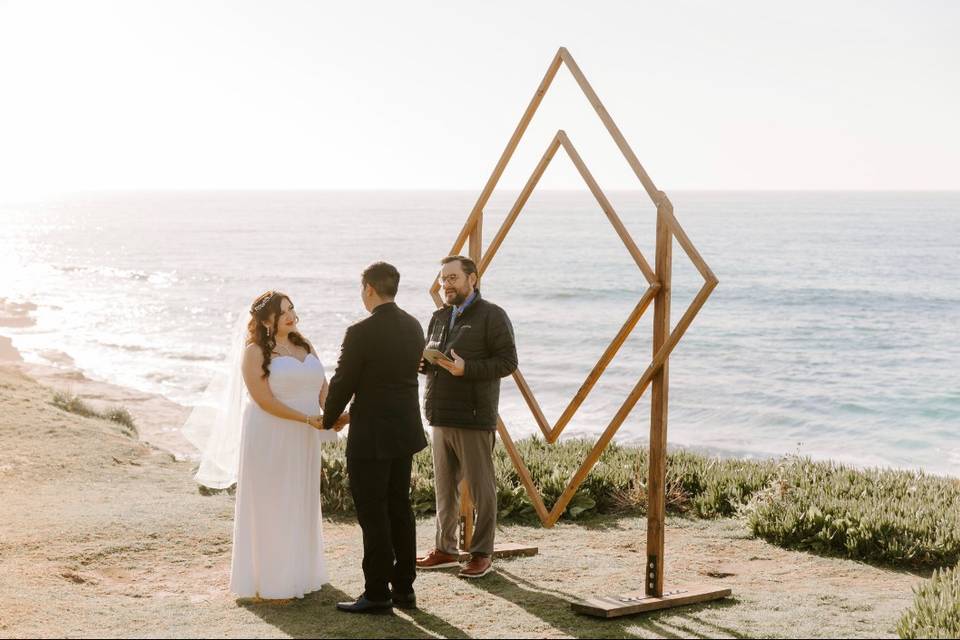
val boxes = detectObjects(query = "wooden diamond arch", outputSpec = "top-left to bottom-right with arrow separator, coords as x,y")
427,48 -> 725,616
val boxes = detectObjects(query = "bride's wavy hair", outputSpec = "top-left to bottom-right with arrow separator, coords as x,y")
248,290 -> 312,379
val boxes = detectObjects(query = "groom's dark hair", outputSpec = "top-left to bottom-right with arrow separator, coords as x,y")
362,261 -> 400,298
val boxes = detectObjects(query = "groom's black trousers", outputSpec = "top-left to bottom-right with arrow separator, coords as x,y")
346,454 -> 417,601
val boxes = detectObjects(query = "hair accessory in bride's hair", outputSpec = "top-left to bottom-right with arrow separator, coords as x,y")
252,291 -> 275,313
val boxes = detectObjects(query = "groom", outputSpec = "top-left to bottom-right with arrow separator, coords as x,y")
323,261 -> 428,613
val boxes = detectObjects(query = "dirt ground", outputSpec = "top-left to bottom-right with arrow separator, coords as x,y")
0,365 -> 924,638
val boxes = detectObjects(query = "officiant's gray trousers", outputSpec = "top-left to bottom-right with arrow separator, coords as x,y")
432,426 -> 497,557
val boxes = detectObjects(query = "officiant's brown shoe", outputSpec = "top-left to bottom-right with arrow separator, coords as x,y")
416,549 -> 460,569
458,554 -> 493,579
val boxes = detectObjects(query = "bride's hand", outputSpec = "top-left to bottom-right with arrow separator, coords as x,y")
306,415 -> 324,430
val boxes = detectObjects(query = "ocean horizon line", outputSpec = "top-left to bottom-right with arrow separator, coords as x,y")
2,187 -> 960,202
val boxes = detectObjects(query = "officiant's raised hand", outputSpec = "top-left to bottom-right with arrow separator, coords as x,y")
435,349 -> 465,377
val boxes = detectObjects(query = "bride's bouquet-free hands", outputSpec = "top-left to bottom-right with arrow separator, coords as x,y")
306,414 -> 349,432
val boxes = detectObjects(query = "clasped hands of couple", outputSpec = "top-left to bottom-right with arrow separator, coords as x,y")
303,349 -> 465,432
305,413 -> 349,431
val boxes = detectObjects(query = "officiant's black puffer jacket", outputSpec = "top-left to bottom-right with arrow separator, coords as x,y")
423,291 -> 518,430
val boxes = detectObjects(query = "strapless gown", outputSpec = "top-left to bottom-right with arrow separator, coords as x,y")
229,353 -> 337,599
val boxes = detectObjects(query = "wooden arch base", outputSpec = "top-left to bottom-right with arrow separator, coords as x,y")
571,586 -> 733,618
428,47 -> 728,618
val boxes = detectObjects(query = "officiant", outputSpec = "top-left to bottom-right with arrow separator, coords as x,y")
416,255 -> 519,579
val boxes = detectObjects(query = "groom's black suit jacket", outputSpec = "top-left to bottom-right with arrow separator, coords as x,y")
323,301 -> 428,460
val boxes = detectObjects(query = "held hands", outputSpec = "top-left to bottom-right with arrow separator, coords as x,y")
435,349 -> 466,377
306,414 -> 349,432
331,414 -> 349,432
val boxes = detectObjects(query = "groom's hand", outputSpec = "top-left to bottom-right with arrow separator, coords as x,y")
436,349 -> 465,377
332,414 -> 350,432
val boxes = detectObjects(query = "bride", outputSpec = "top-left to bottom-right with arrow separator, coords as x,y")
183,290 -> 345,600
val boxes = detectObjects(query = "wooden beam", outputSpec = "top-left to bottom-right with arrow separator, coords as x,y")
497,417 -> 550,524
646,201 -> 673,597
511,369 -> 553,440
429,281 -> 444,308
507,283 -> 659,446
557,131 -> 657,284
457,543 -> 539,561
470,214 -> 483,285
547,284 -> 658,443
448,50 -> 565,264
558,48 -> 661,206
479,132 -> 564,277
571,585 -> 731,618
458,481 -> 475,552
543,363 -> 655,526
657,194 -> 717,285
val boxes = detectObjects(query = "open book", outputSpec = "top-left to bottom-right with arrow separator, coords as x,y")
423,347 -> 454,365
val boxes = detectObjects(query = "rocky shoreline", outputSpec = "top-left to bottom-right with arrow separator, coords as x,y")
0,324 -> 194,458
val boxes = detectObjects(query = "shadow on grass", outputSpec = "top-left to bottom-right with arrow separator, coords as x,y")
469,567 -> 747,639
239,583 -> 468,639
560,512 -> 716,532
558,512 -> 643,531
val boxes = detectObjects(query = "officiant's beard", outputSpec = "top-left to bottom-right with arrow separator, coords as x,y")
445,288 -> 469,306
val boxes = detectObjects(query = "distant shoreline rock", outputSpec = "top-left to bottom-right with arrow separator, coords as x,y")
0,298 -> 37,328
0,335 -> 23,362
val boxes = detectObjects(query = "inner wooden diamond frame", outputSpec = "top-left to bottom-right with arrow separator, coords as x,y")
428,47 -> 718,528
475,129 -> 659,449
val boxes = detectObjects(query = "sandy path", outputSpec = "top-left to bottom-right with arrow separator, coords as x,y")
0,365 -> 923,638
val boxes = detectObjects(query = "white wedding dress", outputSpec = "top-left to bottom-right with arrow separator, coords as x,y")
229,353 -> 337,599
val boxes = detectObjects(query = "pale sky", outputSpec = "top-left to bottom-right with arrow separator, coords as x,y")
1,0 -> 957,196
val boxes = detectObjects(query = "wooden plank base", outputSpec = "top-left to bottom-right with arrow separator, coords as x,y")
570,584 -> 731,618
456,543 -> 539,561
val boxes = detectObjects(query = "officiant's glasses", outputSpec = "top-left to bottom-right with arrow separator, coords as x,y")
438,274 -> 463,285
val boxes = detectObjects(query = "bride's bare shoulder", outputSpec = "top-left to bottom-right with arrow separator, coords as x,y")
243,343 -> 264,362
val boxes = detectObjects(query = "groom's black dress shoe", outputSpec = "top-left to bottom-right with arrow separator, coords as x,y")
335,595 -> 393,614
391,590 -> 417,609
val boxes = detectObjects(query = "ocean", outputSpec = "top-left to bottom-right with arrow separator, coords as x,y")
1,190 -> 958,475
